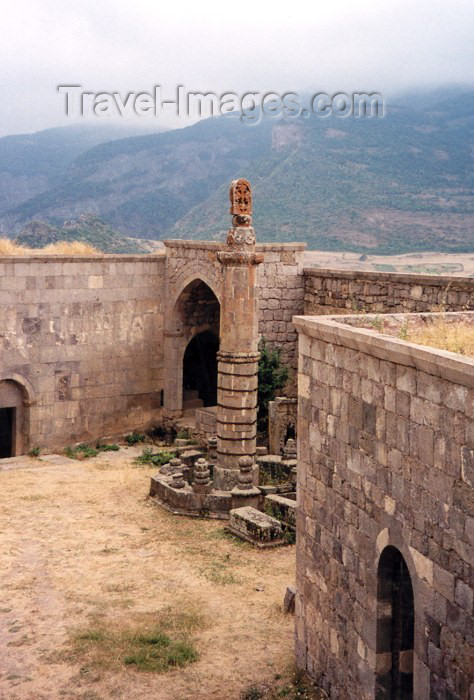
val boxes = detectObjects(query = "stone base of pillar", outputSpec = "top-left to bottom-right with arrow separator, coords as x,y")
213,463 -> 259,491
230,484 -> 262,511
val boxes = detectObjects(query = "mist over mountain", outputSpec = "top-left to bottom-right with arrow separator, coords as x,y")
0,88 -> 473,254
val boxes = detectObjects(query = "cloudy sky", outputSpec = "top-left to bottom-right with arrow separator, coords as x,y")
0,0 -> 473,136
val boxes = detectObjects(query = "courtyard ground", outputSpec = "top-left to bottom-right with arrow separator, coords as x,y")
0,448 -> 297,700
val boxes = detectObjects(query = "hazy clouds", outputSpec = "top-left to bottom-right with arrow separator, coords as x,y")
1,0 -> 473,136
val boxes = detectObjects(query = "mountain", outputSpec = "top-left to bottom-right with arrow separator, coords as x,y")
0,123 -> 161,220
170,94 -> 474,253
15,216 -> 149,254
0,118 -> 272,239
1,89 -> 473,254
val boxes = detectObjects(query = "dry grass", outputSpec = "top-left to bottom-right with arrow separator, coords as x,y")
0,451 -> 295,699
402,317 -> 474,356
41,241 -> 99,255
0,237 -> 100,255
0,239 -> 28,255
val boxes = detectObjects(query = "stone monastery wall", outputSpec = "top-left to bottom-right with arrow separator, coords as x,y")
0,244 -> 306,450
2,247 -> 473,453
0,254 -> 166,450
294,313 -> 474,699
304,268 -> 474,315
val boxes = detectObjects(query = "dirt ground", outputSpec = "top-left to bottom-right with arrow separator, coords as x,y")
304,250 -> 474,277
0,449 -> 296,700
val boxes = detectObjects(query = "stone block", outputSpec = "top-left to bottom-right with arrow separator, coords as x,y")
228,506 -> 285,547
283,585 -> 296,614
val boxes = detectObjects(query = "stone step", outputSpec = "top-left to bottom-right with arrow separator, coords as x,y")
183,398 -> 204,409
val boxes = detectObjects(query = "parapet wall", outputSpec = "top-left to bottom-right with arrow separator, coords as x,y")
0,254 -> 165,450
304,268 -> 474,315
294,312 -> 474,699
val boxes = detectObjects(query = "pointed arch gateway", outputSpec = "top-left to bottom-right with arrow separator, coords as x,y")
0,375 -> 35,457
163,277 -> 221,417
376,546 -> 415,699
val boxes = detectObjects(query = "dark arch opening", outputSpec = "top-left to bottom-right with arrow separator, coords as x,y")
183,330 -> 219,407
285,423 -> 296,443
376,546 -> 414,700
0,380 -> 25,458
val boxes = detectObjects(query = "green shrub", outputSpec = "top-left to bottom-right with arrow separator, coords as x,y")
257,339 -> 289,435
65,443 -> 99,460
135,449 -> 176,466
125,432 -> 146,445
176,429 -> 190,440
28,446 -> 41,458
135,447 -> 154,464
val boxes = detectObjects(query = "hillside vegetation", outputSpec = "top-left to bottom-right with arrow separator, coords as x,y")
0,89 -> 473,254
13,216 -> 149,254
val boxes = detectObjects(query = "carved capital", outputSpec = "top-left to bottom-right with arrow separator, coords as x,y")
217,251 -> 263,267
226,226 -> 256,247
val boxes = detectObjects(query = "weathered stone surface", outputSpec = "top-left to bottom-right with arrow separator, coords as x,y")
304,268 -> 473,316
0,239 -> 307,455
283,585 -> 296,614
149,473 -> 232,519
0,254 -> 165,452
192,457 -> 212,494
294,311 -> 474,700
265,493 -> 296,531
268,397 -> 297,454
228,506 -> 285,547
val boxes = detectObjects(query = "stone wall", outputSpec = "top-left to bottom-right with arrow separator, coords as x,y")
164,241 -> 306,381
294,312 -> 473,699
304,269 -> 474,315
0,254 -> 165,451
162,241 -> 306,412
257,244 -> 306,396
0,243 -> 306,452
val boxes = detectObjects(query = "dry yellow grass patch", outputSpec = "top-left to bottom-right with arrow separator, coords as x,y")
0,238 -> 28,255
41,241 -> 99,254
404,318 -> 474,357
0,238 -> 100,255
0,451 -> 296,699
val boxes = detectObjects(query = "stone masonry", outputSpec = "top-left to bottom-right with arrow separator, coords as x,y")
0,241 -> 304,452
305,268 -> 474,315
0,254 -> 165,451
294,312 -> 473,699
258,243 -> 305,396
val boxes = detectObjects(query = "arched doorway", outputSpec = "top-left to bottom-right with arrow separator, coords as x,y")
376,546 -> 415,699
163,278 -> 220,417
183,330 -> 219,407
0,380 -> 26,457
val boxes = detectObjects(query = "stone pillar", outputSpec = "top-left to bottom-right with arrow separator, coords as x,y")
163,330 -> 184,418
193,457 -> 212,494
214,180 -> 263,490
231,456 -> 261,510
